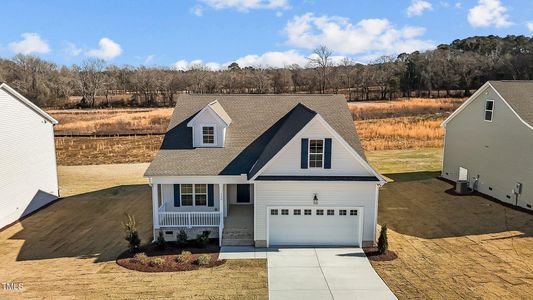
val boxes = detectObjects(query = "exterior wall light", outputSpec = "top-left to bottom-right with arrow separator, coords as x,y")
313,194 -> 318,204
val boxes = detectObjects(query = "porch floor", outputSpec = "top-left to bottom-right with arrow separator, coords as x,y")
223,205 -> 254,246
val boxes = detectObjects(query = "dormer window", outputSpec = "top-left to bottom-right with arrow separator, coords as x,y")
484,100 -> 494,122
202,126 -> 215,144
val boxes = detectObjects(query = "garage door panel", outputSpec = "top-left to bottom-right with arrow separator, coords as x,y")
268,207 -> 361,247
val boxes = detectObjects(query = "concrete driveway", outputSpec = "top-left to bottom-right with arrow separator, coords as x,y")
267,248 -> 396,300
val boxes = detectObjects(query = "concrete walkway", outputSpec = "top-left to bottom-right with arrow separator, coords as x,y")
220,247 -> 396,300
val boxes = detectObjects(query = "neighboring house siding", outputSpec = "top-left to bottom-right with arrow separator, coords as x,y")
261,118 -> 372,176
442,86 -> 533,209
160,184 -> 220,212
0,88 -> 58,229
254,181 -> 377,243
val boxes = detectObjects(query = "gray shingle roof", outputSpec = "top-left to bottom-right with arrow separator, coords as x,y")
489,81 -> 533,127
144,94 -> 365,177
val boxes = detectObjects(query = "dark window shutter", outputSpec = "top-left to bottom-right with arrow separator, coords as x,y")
173,184 -> 180,207
324,138 -> 332,169
301,138 -> 309,169
208,184 -> 214,207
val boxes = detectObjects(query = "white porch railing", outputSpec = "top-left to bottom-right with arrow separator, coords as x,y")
158,212 -> 221,227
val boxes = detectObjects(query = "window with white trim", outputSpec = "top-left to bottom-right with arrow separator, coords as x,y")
309,139 -> 324,168
484,100 -> 494,121
316,209 -> 324,216
281,209 -> 289,215
304,209 -> 312,215
202,126 -> 215,144
271,209 -> 278,215
180,184 -> 208,206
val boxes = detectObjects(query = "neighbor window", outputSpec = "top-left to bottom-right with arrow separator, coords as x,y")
271,209 -> 279,215
293,209 -> 301,215
202,126 -> 215,144
309,139 -> 324,168
180,184 -> 207,206
281,209 -> 289,215
327,209 -> 334,216
316,209 -> 324,216
304,209 -> 312,215
339,210 -> 347,216
350,210 -> 358,216
484,100 -> 494,121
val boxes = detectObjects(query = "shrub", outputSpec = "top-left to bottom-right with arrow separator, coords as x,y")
196,230 -> 210,248
133,253 -> 149,264
123,214 -> 141,253
176,230 -> 188,247
149,257 -> 165,267
196,254 -> 212,266
176,251 -> 192,263
155,231 -> 166,250
378,224 -> 389,255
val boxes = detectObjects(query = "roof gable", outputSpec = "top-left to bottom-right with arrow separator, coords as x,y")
187,100 -> 232,127
442,81 -> 533,130
0,83 -> 58,124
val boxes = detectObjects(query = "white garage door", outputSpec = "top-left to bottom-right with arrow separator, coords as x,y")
268,207 -> 362,247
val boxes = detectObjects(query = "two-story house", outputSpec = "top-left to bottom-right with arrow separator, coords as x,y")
145,94 -> 385,247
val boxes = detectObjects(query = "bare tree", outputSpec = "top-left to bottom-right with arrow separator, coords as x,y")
75,58 -> 107,107
307,45 -> 334,93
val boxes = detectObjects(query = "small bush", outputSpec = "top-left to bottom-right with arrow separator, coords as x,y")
123,214 -> 141,253
196,254 -> 212,266
133,253 -> 149,264
196,230 -> 210,248
378,224 -> 389,255
149,257 -> 165,267
155,231 -> 166,250
176,251 -> 192,263
176,230 -> 188,247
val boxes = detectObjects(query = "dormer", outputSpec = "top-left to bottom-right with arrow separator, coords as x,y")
187,100 -> 232,148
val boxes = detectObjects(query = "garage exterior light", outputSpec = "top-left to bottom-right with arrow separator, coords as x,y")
313,194 -> 318,204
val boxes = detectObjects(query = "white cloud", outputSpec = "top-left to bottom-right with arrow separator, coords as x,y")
467,0 -> 512,28
144,54 -> 156,64
407,0 -> 433,17
276,11 -> 283,17
527,21 -> 533,32
8,33 -> 51,55
191,5 -> 204,16
87,38 -> 122,60
284,13 -> 435,58
199,0 -> 289,12
174,59 -> 220,71
63,42 -> 82,57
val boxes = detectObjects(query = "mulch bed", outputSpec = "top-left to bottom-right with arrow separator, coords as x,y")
116,240 -> 226,272
363,247 -> 398,261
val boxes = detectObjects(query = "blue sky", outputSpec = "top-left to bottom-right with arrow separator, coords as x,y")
0,0 -> 531,69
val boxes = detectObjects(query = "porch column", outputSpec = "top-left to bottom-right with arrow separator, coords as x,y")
219,183 -> 224,229
152,183 -> 160,239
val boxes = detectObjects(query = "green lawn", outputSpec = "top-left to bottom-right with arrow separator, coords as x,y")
366,148 -> 443,175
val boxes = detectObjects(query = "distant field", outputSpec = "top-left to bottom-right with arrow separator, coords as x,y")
50,98 -> 463,165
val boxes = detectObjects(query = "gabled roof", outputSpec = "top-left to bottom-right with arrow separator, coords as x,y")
144,94 -> 367,177
247,103 -> 317,179
442,81 -> 533,130
187,100 -> 232,127
0,83 -> 58,124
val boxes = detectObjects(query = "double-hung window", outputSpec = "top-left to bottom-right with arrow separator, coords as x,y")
180,184 -> 208,206
202,126 -> 215,144
484,100 -> 494,122
309,139 -> 324,168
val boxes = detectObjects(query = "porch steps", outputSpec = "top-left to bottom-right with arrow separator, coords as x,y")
222,228 -> 254,246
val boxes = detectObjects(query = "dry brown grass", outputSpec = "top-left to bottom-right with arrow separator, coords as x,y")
48,108 -> 173,135
349,97 -> 464,120
55,135 -> 163,165
356,116 -> 445,151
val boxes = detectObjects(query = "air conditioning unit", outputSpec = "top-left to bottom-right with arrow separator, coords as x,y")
456,180 -> 470,194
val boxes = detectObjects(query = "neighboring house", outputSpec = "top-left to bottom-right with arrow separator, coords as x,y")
442,81 -> 533,211
0,83 -> 59,229
145,94 -> 385,247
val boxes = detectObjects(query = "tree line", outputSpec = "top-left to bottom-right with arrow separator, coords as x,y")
0,35 -> 531,108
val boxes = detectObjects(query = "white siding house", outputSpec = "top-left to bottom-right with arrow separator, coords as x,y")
145,94 -> 385,247
0,83 -> 59,229
442,81 -> 533,211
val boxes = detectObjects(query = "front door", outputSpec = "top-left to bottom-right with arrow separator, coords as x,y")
236,184 -> 251,203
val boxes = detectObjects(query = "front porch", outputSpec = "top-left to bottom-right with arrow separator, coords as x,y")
150,182 -> 254,245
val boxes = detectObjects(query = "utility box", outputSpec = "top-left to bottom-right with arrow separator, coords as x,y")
456,180 -> 470,194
